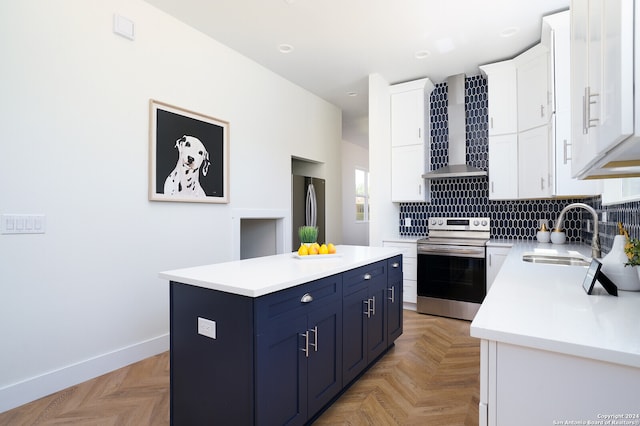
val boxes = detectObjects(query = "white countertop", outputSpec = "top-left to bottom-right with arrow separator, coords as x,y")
159,245 -> 402,298
471,241 -> 640,368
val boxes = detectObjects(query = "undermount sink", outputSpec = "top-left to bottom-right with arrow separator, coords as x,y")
522,253 -> 590,267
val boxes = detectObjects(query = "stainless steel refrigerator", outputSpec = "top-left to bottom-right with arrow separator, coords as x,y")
292,175 -> 325,248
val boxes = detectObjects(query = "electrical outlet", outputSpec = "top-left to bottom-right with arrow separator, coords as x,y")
198,317 -> 216,339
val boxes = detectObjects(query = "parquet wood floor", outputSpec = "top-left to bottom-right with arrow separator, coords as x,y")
0,310 -> 479,425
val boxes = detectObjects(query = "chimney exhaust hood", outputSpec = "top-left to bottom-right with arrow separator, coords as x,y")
422,74 -> 487,179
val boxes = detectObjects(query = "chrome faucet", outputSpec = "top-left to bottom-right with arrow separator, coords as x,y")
554,202 -> 601,259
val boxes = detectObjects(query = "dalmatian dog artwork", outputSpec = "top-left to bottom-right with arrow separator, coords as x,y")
163,135 -> 211,197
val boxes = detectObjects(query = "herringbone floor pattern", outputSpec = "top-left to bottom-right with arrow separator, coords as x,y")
0,311 -> 479,425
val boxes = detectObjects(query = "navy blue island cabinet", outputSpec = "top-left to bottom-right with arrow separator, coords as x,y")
169,254 -> 402,425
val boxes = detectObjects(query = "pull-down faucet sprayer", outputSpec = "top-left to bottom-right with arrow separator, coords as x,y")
554,203 -> 601,259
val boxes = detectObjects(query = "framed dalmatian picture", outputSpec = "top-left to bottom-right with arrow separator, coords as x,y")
149,100 -> 229,203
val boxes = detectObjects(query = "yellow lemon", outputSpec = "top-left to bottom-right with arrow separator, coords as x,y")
308,245 -> 319,255
327,243 -> 336,254
319,244 -> 329,255
313,242 -> 320,251
297,244 -> 308,256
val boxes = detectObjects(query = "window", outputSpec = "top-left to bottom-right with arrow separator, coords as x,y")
355,168 -> 369,222
602,178 -> 640,205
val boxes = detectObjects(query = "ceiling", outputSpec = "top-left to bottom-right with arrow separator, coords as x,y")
143,0 -> 569,147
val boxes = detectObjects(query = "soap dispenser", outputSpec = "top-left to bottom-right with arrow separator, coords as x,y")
536,221 -> 551,243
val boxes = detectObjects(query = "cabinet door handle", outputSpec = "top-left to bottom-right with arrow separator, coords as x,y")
418,183 -> 421,195
540,105 -> 544,118
300,331 -> 310,358
363,273 -> 372,280
491,181 -> 494,193
300,293 -> 313,303
563,139 -> 571,164
582,90 -> 588,134
388,286 -> 395,303
392,262 -> 399,268
309,326 -> 318,352
490,117 -> 494,129
370,296 -> 376,316
540,177 -> 544,190
363,299 -> 371,318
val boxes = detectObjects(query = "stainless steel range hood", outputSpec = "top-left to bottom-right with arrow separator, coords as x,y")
422,74 -> 487,179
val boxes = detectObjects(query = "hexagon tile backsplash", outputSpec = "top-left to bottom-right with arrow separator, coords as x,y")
398,75 -> 640,255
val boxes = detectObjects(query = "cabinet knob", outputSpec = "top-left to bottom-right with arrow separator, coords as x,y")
300,293 -> 313,303
392,262 -> 399,268
363,273 -> 372,280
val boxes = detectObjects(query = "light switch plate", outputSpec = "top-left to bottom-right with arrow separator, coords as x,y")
1,214 -> 46,234
113,14 -> 135,40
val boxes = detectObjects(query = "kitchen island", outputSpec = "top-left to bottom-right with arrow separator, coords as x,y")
160,245 -> 403,425
471,241 -> 640,425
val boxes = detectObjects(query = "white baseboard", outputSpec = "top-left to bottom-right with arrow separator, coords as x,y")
0,333 -> 169,413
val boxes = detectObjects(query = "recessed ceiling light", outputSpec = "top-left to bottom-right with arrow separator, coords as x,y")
347,91 -> 358,97
414,50 -> 431,59
278,43 -> 294,53
500,26 -> 520,38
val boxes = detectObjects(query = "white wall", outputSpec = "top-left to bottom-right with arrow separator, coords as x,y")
368,73 -> 399,246
0,0 -> 342,411
341,140 -> 369,245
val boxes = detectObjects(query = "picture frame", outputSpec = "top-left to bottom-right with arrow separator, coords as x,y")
149,100 -> 229,203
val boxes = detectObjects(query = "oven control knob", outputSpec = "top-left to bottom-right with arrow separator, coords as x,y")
438,219 -> 444,225
473,220 -> 479,226
481,220 -> 488,226
430,219 -> 437,226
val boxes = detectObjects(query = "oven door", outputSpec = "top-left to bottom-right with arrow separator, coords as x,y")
417,244 -> 486,304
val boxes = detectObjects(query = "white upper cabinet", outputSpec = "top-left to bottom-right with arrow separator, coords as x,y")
518,125 -> 552,199
543,10 -> 601,196
488,133 -> 518,199
480,61 -> 518,136
570,0 -> 637,179
389,78 -> 434,202
481,61 -> 519,200
515,44 -> 551,132
391,85 -> 425,147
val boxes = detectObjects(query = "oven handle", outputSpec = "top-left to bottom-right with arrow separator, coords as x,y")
417,245 -> 485,258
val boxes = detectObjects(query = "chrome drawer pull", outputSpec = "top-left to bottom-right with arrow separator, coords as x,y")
309,326 -> 318,352
363,299 -> 371,318
363,273 -> 372,280
300,293 -> 313,303
388,286 -> 395,303
300,331 -> 309,358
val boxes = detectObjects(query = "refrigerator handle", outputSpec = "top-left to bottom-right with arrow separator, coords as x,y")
306,182 -> 317,227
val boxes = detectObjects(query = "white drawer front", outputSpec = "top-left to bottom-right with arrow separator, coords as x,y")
403,279 -> 417,303
403,256 -> 417,280
382,241 -> 417,258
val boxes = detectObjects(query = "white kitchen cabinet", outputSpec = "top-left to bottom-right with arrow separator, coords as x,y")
391,144 -> 426,202
391,86 -> 424,147
515,44 -> 551,132
480,61 -> 518,136
488,134 -> 518,200
382,240 -> 417,310
480,341 -> 640,426
390,79 -> 434,202
518,125 -> 552,199
485,246 -> 511,292
570,0 -> 636,179
543,11 -> 601,196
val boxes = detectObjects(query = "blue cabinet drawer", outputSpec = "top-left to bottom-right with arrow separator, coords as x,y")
342,260 -> 386,296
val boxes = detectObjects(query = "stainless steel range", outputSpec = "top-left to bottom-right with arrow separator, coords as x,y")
416,217 -> 490,321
